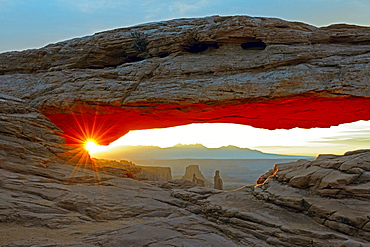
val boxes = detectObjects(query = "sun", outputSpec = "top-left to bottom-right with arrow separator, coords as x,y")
84,139 -> 103,154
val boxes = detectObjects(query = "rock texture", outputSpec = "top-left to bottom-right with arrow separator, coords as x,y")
1,16 -> 370,145
171,186 -> 369,247
255,150 -> 370,242
0,93 -> 70,179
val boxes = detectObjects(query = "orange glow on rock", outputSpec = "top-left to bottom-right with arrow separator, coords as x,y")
43,96 -> 370,146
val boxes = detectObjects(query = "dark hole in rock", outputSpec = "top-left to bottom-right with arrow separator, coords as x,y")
184,43 -> 219,53
87,66 -> 105,69
158,52 -> 170,58
127,56 -> 145,62
328,38 -> 370,45
87,64 -> 122,69
104,64 -> 119,68
241,40 -> 267,50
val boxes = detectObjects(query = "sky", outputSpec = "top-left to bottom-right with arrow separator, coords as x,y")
85,121 -> 370,157
1,0 -> 370,52
1,0 -> 370,156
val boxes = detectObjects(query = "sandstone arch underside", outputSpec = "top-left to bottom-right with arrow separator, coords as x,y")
1,16 -> 370,146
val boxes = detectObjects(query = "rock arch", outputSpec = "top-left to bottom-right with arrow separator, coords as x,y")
1,16 -> 370,146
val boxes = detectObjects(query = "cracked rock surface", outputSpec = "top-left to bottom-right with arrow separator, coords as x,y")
255,151 -> 370,243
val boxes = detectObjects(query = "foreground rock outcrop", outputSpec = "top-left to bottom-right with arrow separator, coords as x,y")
1,16 -> 370,145
255,151 -> 370,242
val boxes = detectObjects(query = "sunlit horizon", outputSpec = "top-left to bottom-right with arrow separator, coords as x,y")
86,120 -> 370,157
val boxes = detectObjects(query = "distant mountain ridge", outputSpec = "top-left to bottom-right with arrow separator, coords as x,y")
93,144 -> 313,160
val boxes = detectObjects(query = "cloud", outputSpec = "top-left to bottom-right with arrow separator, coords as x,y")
135,0 -> 213,19
312,129 -> 370,145
57,0 -> 127,13
169,0 -> 211,15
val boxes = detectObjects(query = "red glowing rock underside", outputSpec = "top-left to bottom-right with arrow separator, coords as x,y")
44,96 -> 370,146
